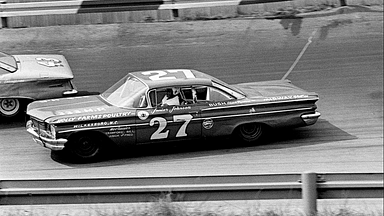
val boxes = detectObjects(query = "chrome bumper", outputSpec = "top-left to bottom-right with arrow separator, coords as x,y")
26,120 -> 67,151
301,112 -> 321,126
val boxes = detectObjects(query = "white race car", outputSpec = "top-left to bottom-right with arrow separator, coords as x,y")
0,51 -> 77,117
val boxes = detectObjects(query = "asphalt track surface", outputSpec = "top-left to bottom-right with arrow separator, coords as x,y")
0,12 -> 382,182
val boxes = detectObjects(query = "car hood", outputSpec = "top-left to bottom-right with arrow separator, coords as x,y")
27,95 -> 134,124
234,79 -> 318,99
1,55 -> 74,81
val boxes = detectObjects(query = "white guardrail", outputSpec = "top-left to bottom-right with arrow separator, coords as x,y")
0,172 -> 383,215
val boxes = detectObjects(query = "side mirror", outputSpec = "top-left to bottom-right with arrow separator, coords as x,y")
63,89 -> 78,96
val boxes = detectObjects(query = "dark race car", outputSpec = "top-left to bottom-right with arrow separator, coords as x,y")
0,51 -> 77,117
26,69 -> 320,162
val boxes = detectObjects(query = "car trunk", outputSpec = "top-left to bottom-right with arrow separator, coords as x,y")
233,79 -> 316,99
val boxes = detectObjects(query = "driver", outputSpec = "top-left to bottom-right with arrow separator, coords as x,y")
161,87 -> 181,106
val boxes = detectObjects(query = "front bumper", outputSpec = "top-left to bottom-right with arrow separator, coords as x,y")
301,111 -> 321,126
26,120 -> 67,151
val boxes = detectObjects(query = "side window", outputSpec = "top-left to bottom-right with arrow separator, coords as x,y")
181,88 -> 193,100
181,85 -> 233,104
148,85 -> 233,107
180,86 -> 208,104
149,88 -> 177,107
148,90 -> 158,107
195,87 -> 208,101
208,87 -> 234,102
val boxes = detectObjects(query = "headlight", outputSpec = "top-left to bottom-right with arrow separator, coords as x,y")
27,119 -> 38,130
49,124 -> 56,139
26,120 -> 33,129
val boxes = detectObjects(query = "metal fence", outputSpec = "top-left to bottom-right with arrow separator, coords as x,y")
1,172 -> 383,215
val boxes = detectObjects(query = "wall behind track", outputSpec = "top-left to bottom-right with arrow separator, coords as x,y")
1,0 -> 383,28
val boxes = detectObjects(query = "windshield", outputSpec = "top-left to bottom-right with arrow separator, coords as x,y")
0,52 -> 17,74
101,74 -> 147,108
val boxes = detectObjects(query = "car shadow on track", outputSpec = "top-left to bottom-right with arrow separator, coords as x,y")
52,119 -> 357,167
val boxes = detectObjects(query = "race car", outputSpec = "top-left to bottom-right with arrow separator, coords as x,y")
0,51 -> 77,117
26,69 -> 320,162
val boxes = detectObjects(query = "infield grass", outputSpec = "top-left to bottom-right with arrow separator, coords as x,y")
2,196 -> 382,216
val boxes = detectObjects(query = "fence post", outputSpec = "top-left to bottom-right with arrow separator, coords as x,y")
302,172 -> 317,216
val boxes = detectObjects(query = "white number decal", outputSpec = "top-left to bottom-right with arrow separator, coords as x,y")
173,114 -> 193,137
168,69 -> 195,79
142,70 -> 195,81
149,114 -> 193,140
142,71 -> 175,81
150,117 -> 169,140
36,57 -> 63,67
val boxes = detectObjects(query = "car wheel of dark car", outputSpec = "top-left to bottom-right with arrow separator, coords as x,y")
67,132 -> 104,161
0,98 -> 21,117
236,123 -> 264,143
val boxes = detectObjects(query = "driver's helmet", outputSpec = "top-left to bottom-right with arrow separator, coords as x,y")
172,87 -> 180,95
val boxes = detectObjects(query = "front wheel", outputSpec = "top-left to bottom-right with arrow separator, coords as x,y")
0,98 -> 21,117
66,132 -> 105,162
235,123 -> 265,143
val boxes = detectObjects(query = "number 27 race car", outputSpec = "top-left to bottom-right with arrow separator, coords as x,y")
26,69 -> 320,162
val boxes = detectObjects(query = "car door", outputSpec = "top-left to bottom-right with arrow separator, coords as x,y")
135,88 -> 201,144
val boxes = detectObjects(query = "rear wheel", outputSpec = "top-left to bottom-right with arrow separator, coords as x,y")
236,123 -> 265,143
67,132 -> 105,162
0,98 -> 21,117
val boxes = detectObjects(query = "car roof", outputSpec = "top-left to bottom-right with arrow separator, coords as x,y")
130,69 -> 214,89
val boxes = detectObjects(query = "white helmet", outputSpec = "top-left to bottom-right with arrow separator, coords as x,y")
172,87 -> 180,95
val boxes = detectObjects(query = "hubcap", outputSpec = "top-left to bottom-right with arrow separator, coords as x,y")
0,98 -> 20,116
240,124 -> 263,141
1,99 -> 17,111
74,136 -> 99,158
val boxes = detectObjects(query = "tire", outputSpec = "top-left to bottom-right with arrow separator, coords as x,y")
0,98 -> 21,117
236,123 -> 264,143
67,132 -> 104,162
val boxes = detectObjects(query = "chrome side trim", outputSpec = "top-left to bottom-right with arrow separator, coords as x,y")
203,98 -> 319,111
207,107 -> 315,120
58,107 -> 315,134
58,123 -> 137,134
